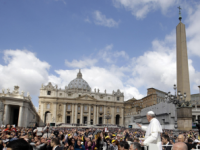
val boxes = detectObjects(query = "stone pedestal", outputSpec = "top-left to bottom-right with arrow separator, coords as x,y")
177,107 -> 192,131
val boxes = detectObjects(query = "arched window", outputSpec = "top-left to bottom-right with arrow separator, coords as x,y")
117,108 -> 119,113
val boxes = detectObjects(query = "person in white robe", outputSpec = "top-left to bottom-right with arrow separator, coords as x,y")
137,111 -> 163,150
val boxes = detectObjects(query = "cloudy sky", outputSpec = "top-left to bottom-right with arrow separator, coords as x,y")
0,0 -> 200,108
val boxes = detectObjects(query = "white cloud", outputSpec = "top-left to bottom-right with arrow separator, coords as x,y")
112,0 -> 180,19
54,0 -> 66,5
93,10 -> 119,27
84,17 -> 91,23
0,50 -> 50,97
65,58 -> 98,68
98,44 -> 129,63
186,4 -> 200,57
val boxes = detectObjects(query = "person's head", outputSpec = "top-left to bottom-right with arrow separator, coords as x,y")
77,140 -> 81,146
51,138 -> 60,147
162,134 -> 170,145
69,145 -> 74,150
172,142 -> 187,150
146,111 -> 155,122
117,134 -> 121,140
112,140 -> 116,146
119,141 -> 126,150
41,137 -> 46,143
188,138 -> 193,144
85,128 -> 89,133
177,134 -> 185,142
87,141 -> 92,147
7,139 -> 31,150
6,124 -> 11,129
71,138 -> 75,144
124,142 -> 129,150
129,142 -> 141,150
34,136 -> 38,142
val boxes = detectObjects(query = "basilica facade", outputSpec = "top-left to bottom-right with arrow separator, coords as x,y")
38,70 -> 125,126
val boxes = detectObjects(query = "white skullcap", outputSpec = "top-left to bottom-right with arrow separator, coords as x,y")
147,111 -> 155,115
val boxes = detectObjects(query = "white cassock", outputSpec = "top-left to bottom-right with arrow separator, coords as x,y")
141,118 -> 163,150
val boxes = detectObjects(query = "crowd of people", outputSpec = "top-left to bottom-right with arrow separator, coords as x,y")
0,123 -> 200,150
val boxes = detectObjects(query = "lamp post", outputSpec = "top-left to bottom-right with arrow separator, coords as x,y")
165,84 -> 191,135
104,111 -> 112,128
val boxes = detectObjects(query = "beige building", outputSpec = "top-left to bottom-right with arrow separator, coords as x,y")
38,70 -> 125,126
0,86 -> 39,127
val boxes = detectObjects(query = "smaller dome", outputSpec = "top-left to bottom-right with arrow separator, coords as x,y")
68,70 -> 91,91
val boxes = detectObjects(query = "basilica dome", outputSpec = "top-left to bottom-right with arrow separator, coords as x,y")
68,70 -> 91,91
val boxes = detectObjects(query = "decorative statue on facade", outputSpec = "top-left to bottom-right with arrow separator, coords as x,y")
13,86 -> 19,94
2,89 -> 5,94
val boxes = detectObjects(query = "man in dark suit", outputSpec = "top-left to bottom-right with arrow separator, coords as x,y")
50,138 -> 63,150
162,134 -> 172,150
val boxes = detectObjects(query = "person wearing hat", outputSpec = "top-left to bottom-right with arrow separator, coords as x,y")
110,140 -> 118,150
137,111 -> 163,150
105,136 -> 112,150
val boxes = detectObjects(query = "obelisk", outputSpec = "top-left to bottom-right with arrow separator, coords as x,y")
176,6 -> 191,101
176,6 -> 192,131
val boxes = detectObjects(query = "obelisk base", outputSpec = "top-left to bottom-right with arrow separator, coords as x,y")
177,107 -> 192,131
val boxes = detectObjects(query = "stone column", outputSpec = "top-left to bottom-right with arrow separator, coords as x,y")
103,106 -> 106,124
63,104 -> 66,123
96,106 -> 99,124
39,103 -> 44,126
80,104 -> 83,124
88,105 -> 91,125
94,105 -> 96,125
24,107 -> 29,127
53,103 -> 57,123
4,104 -> 10,125
121,107 -> 124,126
71,104 -> 74,124
18,106 -> 24,127
111,107 -> 115,124
75,104 -> 77,124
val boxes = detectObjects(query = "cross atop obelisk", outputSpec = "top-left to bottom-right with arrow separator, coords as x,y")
177,6 -> 182,21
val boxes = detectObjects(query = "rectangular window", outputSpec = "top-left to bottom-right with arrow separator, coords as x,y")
108,97 -> 110,99
47,91 -> 51,95
117,108 -> 119,112
117,97 -> 120,101
46,104 -> 50,109
78,106 -> 80,111
68,94 -> 71,96
60,93 -> 62,96
68,105 -> 71,110
91,107 -> 93,111
100,107 -> 102,112
84,106 -> 87,111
